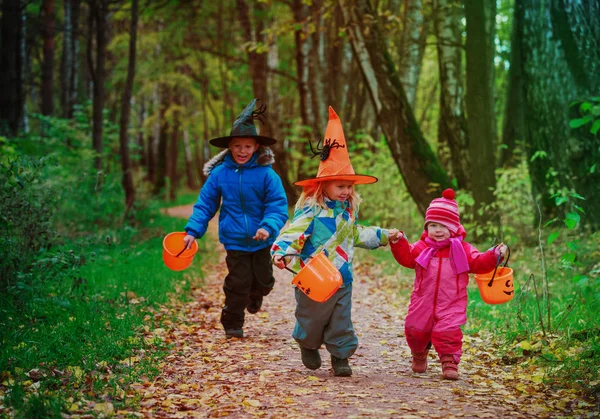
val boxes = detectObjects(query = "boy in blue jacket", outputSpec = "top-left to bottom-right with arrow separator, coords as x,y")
183,99 -> 288,339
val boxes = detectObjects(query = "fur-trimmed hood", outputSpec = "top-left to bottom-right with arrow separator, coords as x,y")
203,146 -> 275,176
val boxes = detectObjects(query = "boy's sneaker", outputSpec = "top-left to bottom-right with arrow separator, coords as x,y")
411,350 -> 429,373
225,328 -> 244,339
300,347 -> 321,370
247,297 -> 263,314
331,355 -> 352,377
440,354 -> 459,380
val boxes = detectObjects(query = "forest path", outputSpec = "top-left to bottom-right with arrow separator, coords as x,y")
127,204 -> 593,418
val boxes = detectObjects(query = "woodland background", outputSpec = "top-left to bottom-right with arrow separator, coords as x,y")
0,0 -> 599,416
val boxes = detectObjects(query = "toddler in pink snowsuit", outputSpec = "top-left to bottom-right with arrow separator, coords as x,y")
390,189 -> 507,380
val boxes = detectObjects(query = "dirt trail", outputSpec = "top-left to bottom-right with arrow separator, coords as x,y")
130,205 -> 595,418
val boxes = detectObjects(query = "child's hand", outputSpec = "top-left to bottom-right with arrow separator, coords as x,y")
388,229 -> 404,244
253,228 -> 270,241
273,255 -> 287,269
183,234 -> 196,249
496,243 -> 508,258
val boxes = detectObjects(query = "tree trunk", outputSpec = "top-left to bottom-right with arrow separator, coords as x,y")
520,0 -> 600,226
154,92 -> 169,196
183,129 -> 196,190
118,0 -> 138,213
41,0 -> 56,116
167,101 -> 179,201
0,0 -> 23,136
70,0 -> 81,116
464,0 -> 498,226
433,0 -> 470,188
339,0 -> 452,215
236,0 -> 298,201
92,0 -> 107,172
397,0 -> 426,107
499,0 -> 525,168
61,0 -> 73,118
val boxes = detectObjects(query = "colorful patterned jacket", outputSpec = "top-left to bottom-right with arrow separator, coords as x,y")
270,198 -> 389,285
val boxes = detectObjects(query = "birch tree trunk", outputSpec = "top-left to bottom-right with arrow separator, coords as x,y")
433,0 -> 470,189
92,0 -> 108,172
118,0 -> 138,212
464,0 -> 498,226
339,0 -> 452,215
397,0 -> 426,107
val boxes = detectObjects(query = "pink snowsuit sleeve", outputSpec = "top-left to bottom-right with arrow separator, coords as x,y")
463,243 -> 500,274
390,236 -> 427,269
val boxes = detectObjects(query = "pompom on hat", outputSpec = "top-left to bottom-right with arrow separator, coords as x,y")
424,188 -> 462,234
294,107 -> 378,187
209,98 -> 277,148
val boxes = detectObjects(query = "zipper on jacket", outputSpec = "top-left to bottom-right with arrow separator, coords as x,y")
238,167 -> 251,250
432,256 -> 443,320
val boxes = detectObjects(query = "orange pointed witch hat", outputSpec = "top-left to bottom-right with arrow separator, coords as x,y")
295,106 -> 378,187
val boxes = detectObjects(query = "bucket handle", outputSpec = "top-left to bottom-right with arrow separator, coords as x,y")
279,249 -> 329,275
486,245 -> 511,287
175,246 -> 187,258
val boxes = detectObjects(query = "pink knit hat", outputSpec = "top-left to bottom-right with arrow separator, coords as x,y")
424,189 -> 461,233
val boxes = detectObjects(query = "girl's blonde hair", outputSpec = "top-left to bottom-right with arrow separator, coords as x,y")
295,180 -> 362,211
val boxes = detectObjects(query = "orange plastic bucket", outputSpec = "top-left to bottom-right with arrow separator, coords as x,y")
474,247 -> 514,304
162,232 -> 198,271
285,251 -> 343,303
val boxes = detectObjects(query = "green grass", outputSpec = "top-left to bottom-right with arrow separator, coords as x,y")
0,213 -> 214,415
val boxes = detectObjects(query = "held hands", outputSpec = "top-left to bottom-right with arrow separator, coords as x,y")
183,234 -> 196,249
273,255 -> 287,270
388,229 -> 404,244
253,228 -> 270,241
496,243 -> 508,259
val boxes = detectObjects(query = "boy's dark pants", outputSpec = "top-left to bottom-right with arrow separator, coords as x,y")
221,247 -> 274,330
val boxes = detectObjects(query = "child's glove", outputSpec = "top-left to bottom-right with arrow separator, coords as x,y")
273,255 -> 287,269
388,229 -> 404,244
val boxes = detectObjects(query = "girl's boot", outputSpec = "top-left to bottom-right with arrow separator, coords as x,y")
411,350 -> 429,373
440,354 -> 459,380
331,356 -> 352,377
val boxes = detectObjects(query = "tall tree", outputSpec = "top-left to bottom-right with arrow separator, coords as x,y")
464,0 -> 497,226
499,0 -> 525,167
41,0 -> 56,115
433,0 -> 470,188
91,0 -> 108,171
0,0 -> 23,135
519,0 -> 600,225
118,0 -> 138,212
237,0 -> 297,200
338,0 -> 452,215
61,0 -> 81,118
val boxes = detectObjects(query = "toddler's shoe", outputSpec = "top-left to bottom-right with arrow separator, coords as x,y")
411,350 -> 429,373
300,347 -> 321,370
225,328 -> 244,339
440,354 -> 459,380
331,355 -> 352,377
247,296 -> 263,314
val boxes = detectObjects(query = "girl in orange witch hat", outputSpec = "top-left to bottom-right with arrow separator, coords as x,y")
271,107 -> 402,377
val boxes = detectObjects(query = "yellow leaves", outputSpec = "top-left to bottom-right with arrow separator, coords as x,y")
242,399 -> 262,407
307,375 -> 320,381
519,340 -> 534,350
119,356 -> 140,367
93,402 -> 114,415
66,366 -> 84,381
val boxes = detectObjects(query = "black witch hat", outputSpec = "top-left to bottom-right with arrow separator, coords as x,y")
209,98 -> 277,148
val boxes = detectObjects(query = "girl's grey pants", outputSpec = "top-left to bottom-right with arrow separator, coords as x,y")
292,284 -> 358,359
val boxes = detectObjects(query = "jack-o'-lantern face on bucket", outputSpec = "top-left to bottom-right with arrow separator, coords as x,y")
504,279 -> 514,296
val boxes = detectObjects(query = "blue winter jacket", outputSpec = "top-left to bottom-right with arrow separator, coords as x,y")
185,147 -> 289,252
